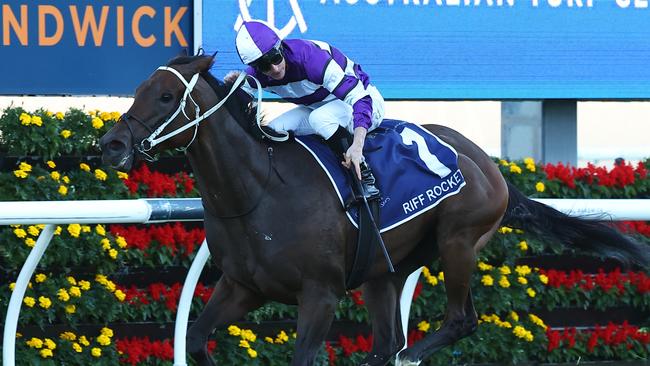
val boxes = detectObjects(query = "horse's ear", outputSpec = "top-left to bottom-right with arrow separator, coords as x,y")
193,55 -> 215,73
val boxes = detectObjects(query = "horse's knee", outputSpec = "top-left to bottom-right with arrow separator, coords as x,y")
186,325 -> 208,357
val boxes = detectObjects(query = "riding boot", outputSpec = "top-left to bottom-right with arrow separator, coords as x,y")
325,126 -> 381,202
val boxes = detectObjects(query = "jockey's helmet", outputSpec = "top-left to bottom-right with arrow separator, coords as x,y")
235,20 -> 283,71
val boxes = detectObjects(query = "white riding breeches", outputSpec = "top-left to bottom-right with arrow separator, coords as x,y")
266,85 -> 385,139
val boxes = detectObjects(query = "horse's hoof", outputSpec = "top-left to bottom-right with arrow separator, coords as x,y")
395,350 -> 422,366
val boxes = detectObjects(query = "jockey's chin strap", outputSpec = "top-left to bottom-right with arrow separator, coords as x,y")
134,66 -> 289,161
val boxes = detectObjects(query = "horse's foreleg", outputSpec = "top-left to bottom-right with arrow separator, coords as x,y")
397,227 -> 485,365
187,275 -> 264,366
291,281 -> 339,366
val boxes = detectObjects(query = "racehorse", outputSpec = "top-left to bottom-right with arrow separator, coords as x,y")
99,54 -> 649,366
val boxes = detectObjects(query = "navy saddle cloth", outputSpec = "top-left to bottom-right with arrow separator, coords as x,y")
295,119 -> 466,232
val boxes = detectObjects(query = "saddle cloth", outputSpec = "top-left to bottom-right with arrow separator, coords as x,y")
295,119 -> 466,232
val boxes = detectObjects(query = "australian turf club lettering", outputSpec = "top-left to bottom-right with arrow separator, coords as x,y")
1,4 -> 188,47
402,170 -> 464,214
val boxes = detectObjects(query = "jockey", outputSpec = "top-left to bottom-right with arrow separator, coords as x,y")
232,20 -> 384,201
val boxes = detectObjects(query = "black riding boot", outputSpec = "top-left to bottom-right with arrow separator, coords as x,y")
325,126 -> 381,202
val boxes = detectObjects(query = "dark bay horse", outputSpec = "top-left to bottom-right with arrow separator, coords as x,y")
99,54 -> 649,366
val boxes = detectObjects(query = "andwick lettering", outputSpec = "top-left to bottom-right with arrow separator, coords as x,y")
402,170 -> 464,214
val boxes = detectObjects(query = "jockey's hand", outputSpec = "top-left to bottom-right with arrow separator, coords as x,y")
224,71 -> 241,84
343,143 -> 364,180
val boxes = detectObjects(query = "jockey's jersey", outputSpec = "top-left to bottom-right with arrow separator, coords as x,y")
241,39 -> 375,130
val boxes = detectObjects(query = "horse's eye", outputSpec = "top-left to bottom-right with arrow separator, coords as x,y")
160,93 -> 173,103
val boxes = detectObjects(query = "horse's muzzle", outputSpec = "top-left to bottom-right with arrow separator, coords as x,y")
99,134 -> 134,171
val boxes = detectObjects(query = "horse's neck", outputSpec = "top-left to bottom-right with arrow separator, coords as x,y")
186,110 -> 267,217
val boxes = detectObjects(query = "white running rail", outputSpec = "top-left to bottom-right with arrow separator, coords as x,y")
1,198 -> 649,366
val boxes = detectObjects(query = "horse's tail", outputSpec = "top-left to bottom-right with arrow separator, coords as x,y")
501,182 -> 650,268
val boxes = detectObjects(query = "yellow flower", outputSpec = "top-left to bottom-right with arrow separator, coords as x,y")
69,286 -> 81,297
65,304 -> 77,314
477,262 -> 493,271
101,327 -> 114,338
105,280 -> 116,292
499,159 -> 509,166
417,320 -> 430,332
241,329 -> 257,342
10,282 -> 16,291
67,276 -> 77,285
46,160 -> 56,168
38,296 -> 52,309
62,176 -> 70,184
39,348 -> 53,358
515,265 -> 532,276
523,157 -> 535,166
518,240 -> 528,251
58,185 -> 68,195
275,330 -> 289,344
54,226 -> 62,235
539,274 -> 549,284
529,314 -> 547,330
111,111 -> 121,120
116,236 -> 128,248
25,238 -> 36,247
27,225 -> 39,236
498,276 -> 510,288
57,288 -> 70,302
91,347 -> 102,357
14,228 -> 27,238
526,163 -> 536,172
108,248 -> 118,259
95,225 -> 106,236
422,266 -> 438,286
67,224 -> 81,238
510,311 -> 519,322
99,112 -> 112,121
91,117 -> 104,129
228,325 -> 242,336
117,171 -> 129,180
97,334 -> 111,346
34,273 -> 47,283
498,226 -> 513,234
95,274 -> 108,285
27,337 -> 43,348
513,326 -> 534,342
264,337 -> 274,343
24,296 -> 36,307
13,170 -> 28,178
32,116 -> 43,126
438,271 -> 444,281
79,163 -> 91,172
82,225 -> 91,233
44,338 -> 56,350
72,342 -> 83,352
481,275 -> 494,286
247,348 -> 258,358
238,339 -> 250,348
60,130 -> 72,138
18,162 -> 32,171
55,112 -> 64,120
114,289 -> 126,301
101,238 -> 111,250
60,332 -> 76,341
95,169 -> 108,181
20,112 -> 32,125
526,288 -> 536,298
79,280 -> 91,290
517,276 -> 528,285
79,336 -> 90,346
535,182 -> 545,192
499,266 -> 511,275
509,164 -> 522,174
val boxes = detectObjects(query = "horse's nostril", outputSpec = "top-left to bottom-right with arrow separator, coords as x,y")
107,140 -> 126,154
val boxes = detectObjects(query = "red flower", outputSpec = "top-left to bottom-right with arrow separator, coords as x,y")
350,290 -> 364,306
412,282 -> 423,301
325,341 -> 337,366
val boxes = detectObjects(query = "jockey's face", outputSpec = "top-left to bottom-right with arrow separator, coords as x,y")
263,57 -> 286,80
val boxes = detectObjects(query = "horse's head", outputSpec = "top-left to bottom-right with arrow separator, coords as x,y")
99,55 -> 215,171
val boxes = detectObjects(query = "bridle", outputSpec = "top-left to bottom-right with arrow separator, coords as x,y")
121,65 -> 289,162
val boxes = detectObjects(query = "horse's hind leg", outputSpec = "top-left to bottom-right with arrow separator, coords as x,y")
187,275 -> 264,366
291,280 -> 340,366
397,222 -> 500,365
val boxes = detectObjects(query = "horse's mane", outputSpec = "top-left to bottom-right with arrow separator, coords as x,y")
167,54 -> 261,138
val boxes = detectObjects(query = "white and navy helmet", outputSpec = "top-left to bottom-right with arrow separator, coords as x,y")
235,20 -> 282,65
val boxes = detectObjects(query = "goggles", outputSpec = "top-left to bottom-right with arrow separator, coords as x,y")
250,45 -> 284,73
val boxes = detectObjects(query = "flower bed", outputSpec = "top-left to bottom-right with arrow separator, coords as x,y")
0,107 -> 648,364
